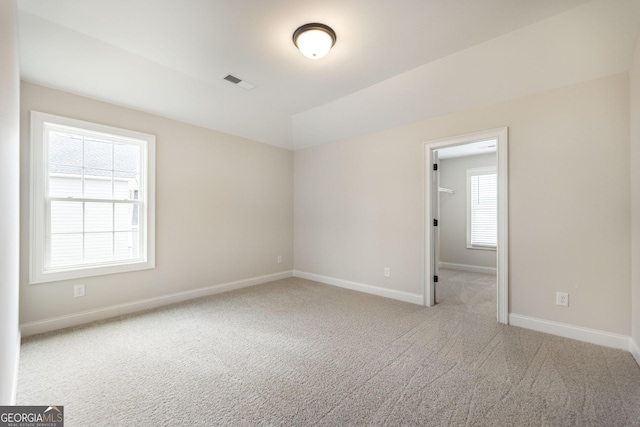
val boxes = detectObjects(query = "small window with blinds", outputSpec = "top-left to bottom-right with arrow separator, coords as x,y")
30,111 -> 155,284
467,166 -> 497,250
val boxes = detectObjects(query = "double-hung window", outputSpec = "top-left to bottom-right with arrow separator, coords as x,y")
30,111 -> 155,284
467,166 -> 497,250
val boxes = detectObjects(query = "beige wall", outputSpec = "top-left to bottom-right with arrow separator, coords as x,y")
440,153 -> 497,270
295,73 -> 631,335
20,82 -> 294,326
0,0 -> 21,405
631,35 -> 640,354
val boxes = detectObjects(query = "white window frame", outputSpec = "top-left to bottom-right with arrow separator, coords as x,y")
30,111 -> 156,284
466,166 -> 497,251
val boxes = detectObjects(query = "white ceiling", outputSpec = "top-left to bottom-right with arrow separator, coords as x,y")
16,0 -> 640,150
437,140 -> 496,160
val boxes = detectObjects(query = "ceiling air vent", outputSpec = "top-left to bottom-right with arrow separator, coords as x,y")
223,74 -> 254,90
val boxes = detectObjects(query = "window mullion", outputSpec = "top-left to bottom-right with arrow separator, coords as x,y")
49,197 -> 139,204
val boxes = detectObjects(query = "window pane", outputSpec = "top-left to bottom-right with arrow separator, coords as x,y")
85,233 -> 113,263
49,167 -> 82,198
84,169 -> 113,199
114,232 -> 134,260
85,202 -> 113,232
50,234 -> 83,267
470,173 -> 497,247
114,203 -> 136,231
113,178 -> 133,200
131,231 -> 140,258
84,138 -> 112,170
132,175 -> 140,200
50,201 -> 83,233
114,143 -> 139,174
49,132 -> 82,167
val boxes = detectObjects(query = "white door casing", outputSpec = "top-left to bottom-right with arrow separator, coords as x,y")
423,127 -> 509,324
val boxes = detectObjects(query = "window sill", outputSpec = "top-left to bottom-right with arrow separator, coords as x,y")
466,245 -> 497,251
30,259 -> 155,284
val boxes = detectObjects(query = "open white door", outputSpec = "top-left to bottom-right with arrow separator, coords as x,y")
424,127 -> 509,323
424,148 -> 438,307
433,151 -> 440,304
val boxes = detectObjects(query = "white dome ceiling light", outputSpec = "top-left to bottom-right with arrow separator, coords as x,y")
292,23 -> 337,60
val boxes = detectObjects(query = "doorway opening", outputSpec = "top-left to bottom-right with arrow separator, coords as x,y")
423,128 -> 509,324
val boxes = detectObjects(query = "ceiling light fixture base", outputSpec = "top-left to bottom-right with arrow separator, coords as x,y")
293,23 -> 337,59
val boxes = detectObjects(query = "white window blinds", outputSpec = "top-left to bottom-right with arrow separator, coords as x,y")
467,167 -> 497,248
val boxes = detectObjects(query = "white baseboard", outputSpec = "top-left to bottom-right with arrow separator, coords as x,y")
631,338 -> 640,367
439,262 -> 496,275
509,314 -> 631,352
293,270 -> 423,305
11,330 -> 20,405
20,270 -> 293,337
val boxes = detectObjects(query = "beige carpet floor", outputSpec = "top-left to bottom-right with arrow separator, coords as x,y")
18,270 -> 640,426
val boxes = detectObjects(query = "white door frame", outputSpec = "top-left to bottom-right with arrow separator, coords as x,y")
423,127 -> 509,324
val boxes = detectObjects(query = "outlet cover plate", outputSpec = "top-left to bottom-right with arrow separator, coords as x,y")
74,284 -> 85,298
556,292 -> 568,307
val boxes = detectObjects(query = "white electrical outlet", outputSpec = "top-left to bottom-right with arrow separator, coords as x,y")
384,267 -> 390,277
74,284 -> 85,298
556,292 -> 569,307
277,256 -> 282,264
